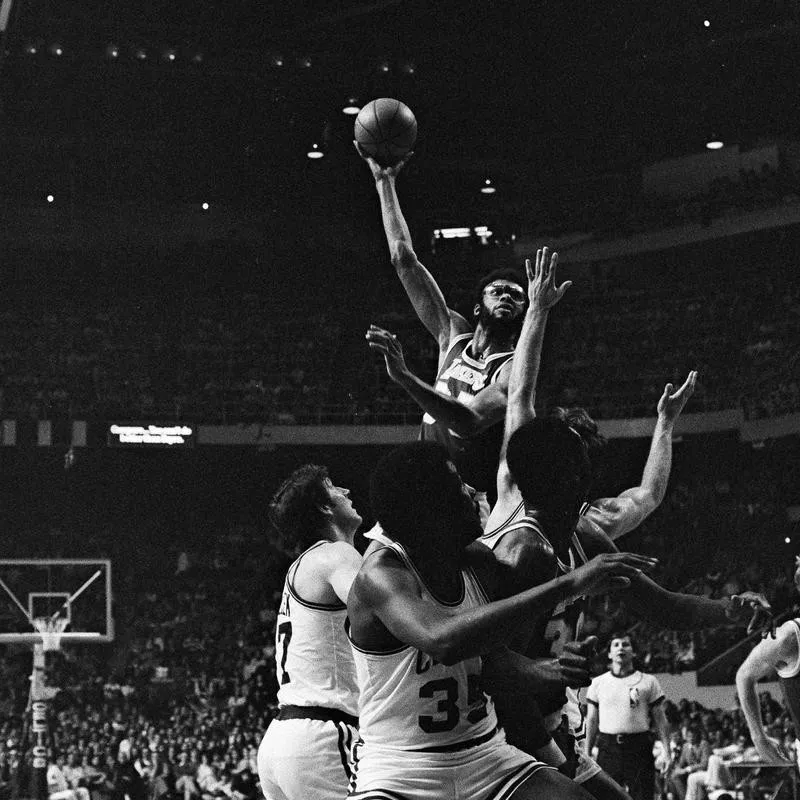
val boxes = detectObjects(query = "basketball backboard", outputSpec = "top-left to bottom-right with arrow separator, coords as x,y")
0,559 -> 112,645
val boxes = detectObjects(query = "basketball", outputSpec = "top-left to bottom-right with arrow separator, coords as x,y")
354,98 -> 417,166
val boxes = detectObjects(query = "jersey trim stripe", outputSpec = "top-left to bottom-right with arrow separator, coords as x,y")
460,343 -> 515,369
468,566 -> 492,605
570,531 -> 590,566
345,618 -> 410,657
442,332 -> 473,359
484,761 -> 553,800
382,540 -> 467,608
779,619 -> 800,678
482,500 -> 525,539
348,791 -> 410,800
286,541 -> 347,611
336,720 -> 356,779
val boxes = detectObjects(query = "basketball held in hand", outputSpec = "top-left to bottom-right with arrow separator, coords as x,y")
354,98 -> 417,166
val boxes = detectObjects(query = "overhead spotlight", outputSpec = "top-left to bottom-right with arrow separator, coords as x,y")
163,49 -> 177,62
401,61 -> 416,75
377,60 -> 390,73
106,44 -> 119,59
24,43 -> 38,55
201,202 -> 210,211
306,143 -> 324,159
298,56 -> 312,68
480,178 -> 496,194
786,537 -> 792,544
46,194 -> 54,203
270,53 -> 284,67
703,19 -> 711,27
134,48 -> 147,60
706,139 -> 724,150
191,53 -> 203,63
49,43 -> 63,56
342,97 -> 361,115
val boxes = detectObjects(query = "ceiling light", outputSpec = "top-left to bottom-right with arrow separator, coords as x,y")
480,178 -> 496,194
342,97 -> 361,115
706,139 -> 724,150
307,143 -> 324,159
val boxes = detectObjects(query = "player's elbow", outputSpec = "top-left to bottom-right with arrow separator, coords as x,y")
390,240 -> 418,270
735,665 -> 756,692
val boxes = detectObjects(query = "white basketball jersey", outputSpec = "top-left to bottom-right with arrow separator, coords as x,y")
349,540 -> 498,751
275,541 -> 359,715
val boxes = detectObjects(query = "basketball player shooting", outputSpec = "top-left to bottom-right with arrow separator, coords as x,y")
357,142 -> 527,505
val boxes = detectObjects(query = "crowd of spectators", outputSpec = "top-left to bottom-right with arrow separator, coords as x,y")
0,521 -> 289,800
654,692 -> 796,800
530,157 -> 800,242
0,213 -> 796,426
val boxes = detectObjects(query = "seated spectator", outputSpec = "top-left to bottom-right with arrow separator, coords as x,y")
669,726 -> 712,800
173,752 -> 199,800
81,755 -> 110,800
229,765 -> 257,800
113,753 -> 146,800
48,754 -> 90,800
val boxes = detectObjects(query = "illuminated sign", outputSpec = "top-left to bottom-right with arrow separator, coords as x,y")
107,424 -> 195,447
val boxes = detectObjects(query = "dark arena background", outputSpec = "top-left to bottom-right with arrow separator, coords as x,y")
0,1 -> 798,800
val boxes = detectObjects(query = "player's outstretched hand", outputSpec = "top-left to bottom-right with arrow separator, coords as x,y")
565,552 -> 658,598
726,591 -> 774,636
366,325 -> 409,384
657,371 -> 698,423
525,247 -> 571,313
354,141 -> 414,182
557,636 -> 598,688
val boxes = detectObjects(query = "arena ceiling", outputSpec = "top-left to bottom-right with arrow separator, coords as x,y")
1,0 -> 799,220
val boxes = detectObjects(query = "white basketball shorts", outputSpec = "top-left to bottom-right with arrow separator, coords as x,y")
347,728 -> 553,800
257,716 -> 357,800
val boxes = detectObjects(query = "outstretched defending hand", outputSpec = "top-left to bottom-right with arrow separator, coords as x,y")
565,552 -> 658,598
366,325 -> 409,384
657,371 -> 698,423
354,141 -> 414,183
726,591 -> 774,636
526,247 -> 571,313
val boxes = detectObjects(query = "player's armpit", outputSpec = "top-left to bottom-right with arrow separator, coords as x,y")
323,542 -> 363,605
352,552 -> 477,664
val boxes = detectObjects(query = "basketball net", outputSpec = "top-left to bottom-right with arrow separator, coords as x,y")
32,616 -> 68,653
